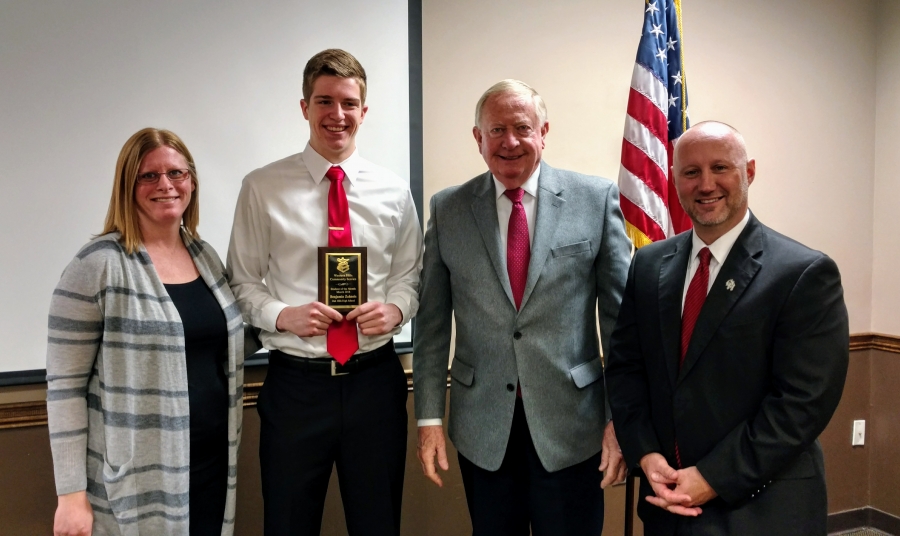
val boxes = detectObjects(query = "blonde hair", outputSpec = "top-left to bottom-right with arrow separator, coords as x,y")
100,128 -> 199,254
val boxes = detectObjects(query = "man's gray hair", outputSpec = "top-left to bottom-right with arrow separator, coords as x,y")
474,79 -> 548,129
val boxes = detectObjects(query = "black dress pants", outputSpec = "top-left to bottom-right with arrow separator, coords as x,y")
458,397 -> 605,536
257,345 -> 408,536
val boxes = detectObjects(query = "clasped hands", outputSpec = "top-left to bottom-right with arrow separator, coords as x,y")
275,301 -> 401,337
639,452 -> 717,516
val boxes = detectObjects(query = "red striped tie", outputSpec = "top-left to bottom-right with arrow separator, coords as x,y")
675,246 -> 711,466
325,166 -> 358,364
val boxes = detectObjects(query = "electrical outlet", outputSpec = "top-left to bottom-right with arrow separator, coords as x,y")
852,420 -> 865,446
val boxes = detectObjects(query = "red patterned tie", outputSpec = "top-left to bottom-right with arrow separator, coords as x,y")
325,166 -> 358,364
505,188 -> 530,310
675,246 -> 711,467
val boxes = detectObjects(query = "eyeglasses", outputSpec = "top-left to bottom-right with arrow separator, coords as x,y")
136,169 -> 191,184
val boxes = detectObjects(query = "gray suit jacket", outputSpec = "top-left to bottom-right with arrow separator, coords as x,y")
413,162 -> 632,472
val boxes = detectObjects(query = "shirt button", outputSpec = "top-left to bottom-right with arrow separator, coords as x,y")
506,383 -> 515,392
514,332 -> 522,340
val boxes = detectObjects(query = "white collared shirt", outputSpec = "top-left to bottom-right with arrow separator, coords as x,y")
227,143 -> 423,358
493,166 -> 540,254
681,210 -> 750,311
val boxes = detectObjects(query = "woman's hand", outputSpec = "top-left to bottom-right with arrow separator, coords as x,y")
54,490 -> 93,536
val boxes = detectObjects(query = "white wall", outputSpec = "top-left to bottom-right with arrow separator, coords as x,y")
422,0 -> 878,333
0,0 -> 411,373
871,0 -> 900,335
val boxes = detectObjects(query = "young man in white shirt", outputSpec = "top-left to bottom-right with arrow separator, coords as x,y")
227,48 -> 423,536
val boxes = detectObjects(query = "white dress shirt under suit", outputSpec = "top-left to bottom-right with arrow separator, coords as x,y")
681,210 -> 750,310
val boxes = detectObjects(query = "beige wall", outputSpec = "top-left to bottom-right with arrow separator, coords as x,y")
872,0 -> 900,335
421,0 -> 880,333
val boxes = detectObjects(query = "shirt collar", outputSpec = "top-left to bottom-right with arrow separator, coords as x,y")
303,143 -> 363,186
492,164 -> 541,201
690,210 -> 751,266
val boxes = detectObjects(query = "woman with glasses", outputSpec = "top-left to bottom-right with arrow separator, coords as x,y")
46,128 -> 245,536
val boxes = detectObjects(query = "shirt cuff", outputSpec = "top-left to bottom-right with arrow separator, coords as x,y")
387,298 -> 411,327
417,418 -> 442,427
260,301 -> 290,333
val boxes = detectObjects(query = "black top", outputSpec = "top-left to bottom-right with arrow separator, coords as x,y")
164,277 -> 229,466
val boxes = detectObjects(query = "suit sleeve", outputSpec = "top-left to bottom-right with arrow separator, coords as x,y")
595,184 -> 633,422
412,195 -> 453,421
696,254 -> 849,504
606,252 -> 666,467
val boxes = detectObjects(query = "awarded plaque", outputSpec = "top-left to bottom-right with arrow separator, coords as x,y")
318,247 -> 367,311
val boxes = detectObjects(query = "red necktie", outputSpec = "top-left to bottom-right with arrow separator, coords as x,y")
325,166 -> 358,364
675,247 -> 710,468
505,188 -> 530,310
680,247 -> 712,366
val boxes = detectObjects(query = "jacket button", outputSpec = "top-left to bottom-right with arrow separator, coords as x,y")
514,332 -> 522,340
506,383 -> 515,392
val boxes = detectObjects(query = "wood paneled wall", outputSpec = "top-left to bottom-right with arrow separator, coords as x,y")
1,335 -> 897,534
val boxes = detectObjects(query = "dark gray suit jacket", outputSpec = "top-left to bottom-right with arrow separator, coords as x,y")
413,162 -> 631,472
607,213 -> 849,535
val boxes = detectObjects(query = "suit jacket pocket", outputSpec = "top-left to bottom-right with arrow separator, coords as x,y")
551,240 -> 591,259
450,357 -> 474,387
570,357 -> 603,388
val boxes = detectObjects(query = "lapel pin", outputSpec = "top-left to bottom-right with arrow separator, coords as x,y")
725,279 -> 735,291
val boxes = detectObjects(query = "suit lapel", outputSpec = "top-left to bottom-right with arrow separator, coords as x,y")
678,215 -> 764,383
659,233 -> 692,390
520,162 -> 564,310
470,171 -> 515,307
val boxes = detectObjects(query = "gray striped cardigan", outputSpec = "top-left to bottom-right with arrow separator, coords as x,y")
46,232 -> 244,536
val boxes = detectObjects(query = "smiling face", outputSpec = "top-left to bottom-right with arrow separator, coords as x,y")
673,122 -> 755,244
133,145 -> 195,235
301,74 -> 368,163
473,91 -> 548,189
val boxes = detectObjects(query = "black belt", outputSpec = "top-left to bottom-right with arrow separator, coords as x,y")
269,342 -> 396,376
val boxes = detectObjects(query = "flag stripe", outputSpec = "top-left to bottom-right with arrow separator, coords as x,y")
618,165 -> 670,238
621,129 -> 668,200
627,88 -> 668,146
629,63 -> 668,120
620,194 -> 666,243
623,114 -> 667,174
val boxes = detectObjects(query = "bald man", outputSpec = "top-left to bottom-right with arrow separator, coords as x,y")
606,121 -> 849,535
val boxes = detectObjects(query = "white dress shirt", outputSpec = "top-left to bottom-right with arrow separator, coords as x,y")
681,210 -> 750,311
418,166 -> 540,428
227,143 -> 423,358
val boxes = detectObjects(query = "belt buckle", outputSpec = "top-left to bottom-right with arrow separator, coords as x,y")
331,360 -> 349,376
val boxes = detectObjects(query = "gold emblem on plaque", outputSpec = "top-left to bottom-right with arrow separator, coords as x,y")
336,257 -> 351,273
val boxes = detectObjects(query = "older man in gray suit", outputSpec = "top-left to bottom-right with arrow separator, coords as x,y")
413,80 -> 632,535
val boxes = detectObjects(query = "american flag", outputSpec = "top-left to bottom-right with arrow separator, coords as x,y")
619,0 -> 691,248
